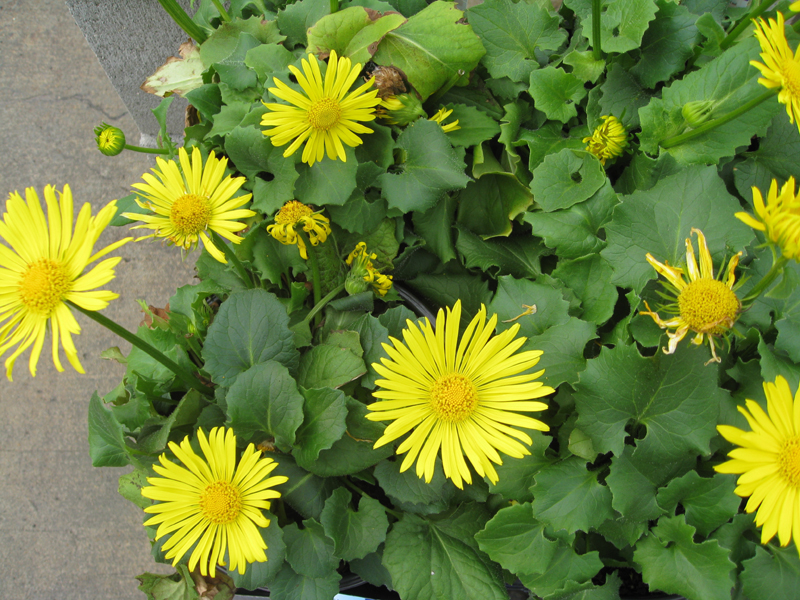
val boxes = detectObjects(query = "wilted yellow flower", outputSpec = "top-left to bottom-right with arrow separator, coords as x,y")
583,115 -> 627,165
267,201 -> 330,260
142,427 -> 288,577
751,12 -> 800,133
123,147 -> 255,264
715,376 -> 800,556
0,185 -> 130,379
345,242 -> 393,297
429,107 -> 460,133
367,300 -> 553,489
261,50 -> 382,166
641,228 -> 742,364
736,177 -> 800,260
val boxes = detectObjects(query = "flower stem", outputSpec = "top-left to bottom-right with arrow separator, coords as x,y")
343,478 -> 402,519
297,230 -> 322,324
742,252 -> 789,304
123,143 -> 169,155
659,89 -> 778,149
330,0 -> 339,13
211,0 -> 231,21
68,302 -> 214,398
591,0 -> 603,61
157,0 -> 208,44
211,231 -> 255,289
719,0 -> 772,51
302,283 -> 345,327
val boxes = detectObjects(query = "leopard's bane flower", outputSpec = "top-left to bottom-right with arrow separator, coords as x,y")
142,427 -> 288,577
261,50 -> 382,166
0,185 -> 130,380
267,201 -> 330,260
378,93 -> 425,126
583,115 -> 627,165
640,228 -> 742,364
345,242 -> 393,297
123,146 -> 255,264
736,177 -> 800,261
751,12 -> 800,133
94,122 -> 126,156
429,107 -> 460,133
715,376 -> 800,556
367,300 -> 554,489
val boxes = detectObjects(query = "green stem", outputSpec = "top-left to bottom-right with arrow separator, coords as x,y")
330,0 -> 339,13
302,283 -> 345,327
211,0 -> 231,21
297,230 -> 322,323
343,478 -> 403,519
742,252 -> 789,304
211,231 -> 254,289
123,143 -> 169,155
157,0 -> 208,43
68,302 -> 213,398
719,0 -> 773,51
659,89 -> 778,149
591,0 -> 603,61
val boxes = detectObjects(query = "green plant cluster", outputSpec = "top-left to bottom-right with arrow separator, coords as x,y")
92,0 -> 800,599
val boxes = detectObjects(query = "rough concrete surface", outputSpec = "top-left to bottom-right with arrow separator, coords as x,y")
0,1 -> 197,598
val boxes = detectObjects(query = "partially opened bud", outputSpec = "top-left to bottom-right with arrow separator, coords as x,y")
94,123 -> 126,156
379,93 -> 426,126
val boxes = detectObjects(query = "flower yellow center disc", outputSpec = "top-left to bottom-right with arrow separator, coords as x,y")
19,258 -> 71,316
275,200 -> 314,226
430,373 -> 479,423
170,194 -> 211,236
199,480 -> 242,525
308,98 -> 341,131
677,279 -> 740,334
779,437 -> 800,488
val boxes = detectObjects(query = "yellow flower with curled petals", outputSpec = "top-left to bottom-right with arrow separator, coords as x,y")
261,50 -> 382,166
736,177 -> 800,261
583,115 -> 627,165
750,12 -> 800,134
142,427 -> 288,577
367,300 -> 553,489
0,185 -> 130,380
640,228 -> 742,364
123,147 -> 255,264
715,376 -> 800,556
266,201 -> 330,260
345,242 -> 393,297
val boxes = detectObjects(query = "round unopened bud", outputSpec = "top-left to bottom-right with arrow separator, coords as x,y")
94,123 -> 126,156
681,101 -> 715,128
379,93 -> 426,126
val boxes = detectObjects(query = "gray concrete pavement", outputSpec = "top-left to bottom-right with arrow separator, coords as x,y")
0,1 -> 197,598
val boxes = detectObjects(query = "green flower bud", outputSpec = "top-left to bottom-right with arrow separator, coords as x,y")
379,93 -> 426,126
94,122 -> 126,156
345,269 -> 370,295
681,101 -> 715,128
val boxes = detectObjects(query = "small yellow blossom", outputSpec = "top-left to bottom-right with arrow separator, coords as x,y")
429,107 -> 460,133
267,201 -> 330,260
736,177 -> 800,261
583,115 -> 627,165
345,242 -> 393,297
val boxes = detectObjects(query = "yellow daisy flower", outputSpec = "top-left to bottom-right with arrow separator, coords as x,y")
366,300 -> 554,489
0,185 -> 129,380
142,427 -> 288,577
583,115 -> 628,165
429,107 -> 460,133
750,12 -> 800,133
261,50 -> 382,166
345,242 -> 393,297
736,177 -> 800,261
122,147 -> 255,264
640,228 -> 742,364
715,376 -> 800,556
267,201 -> 330,260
